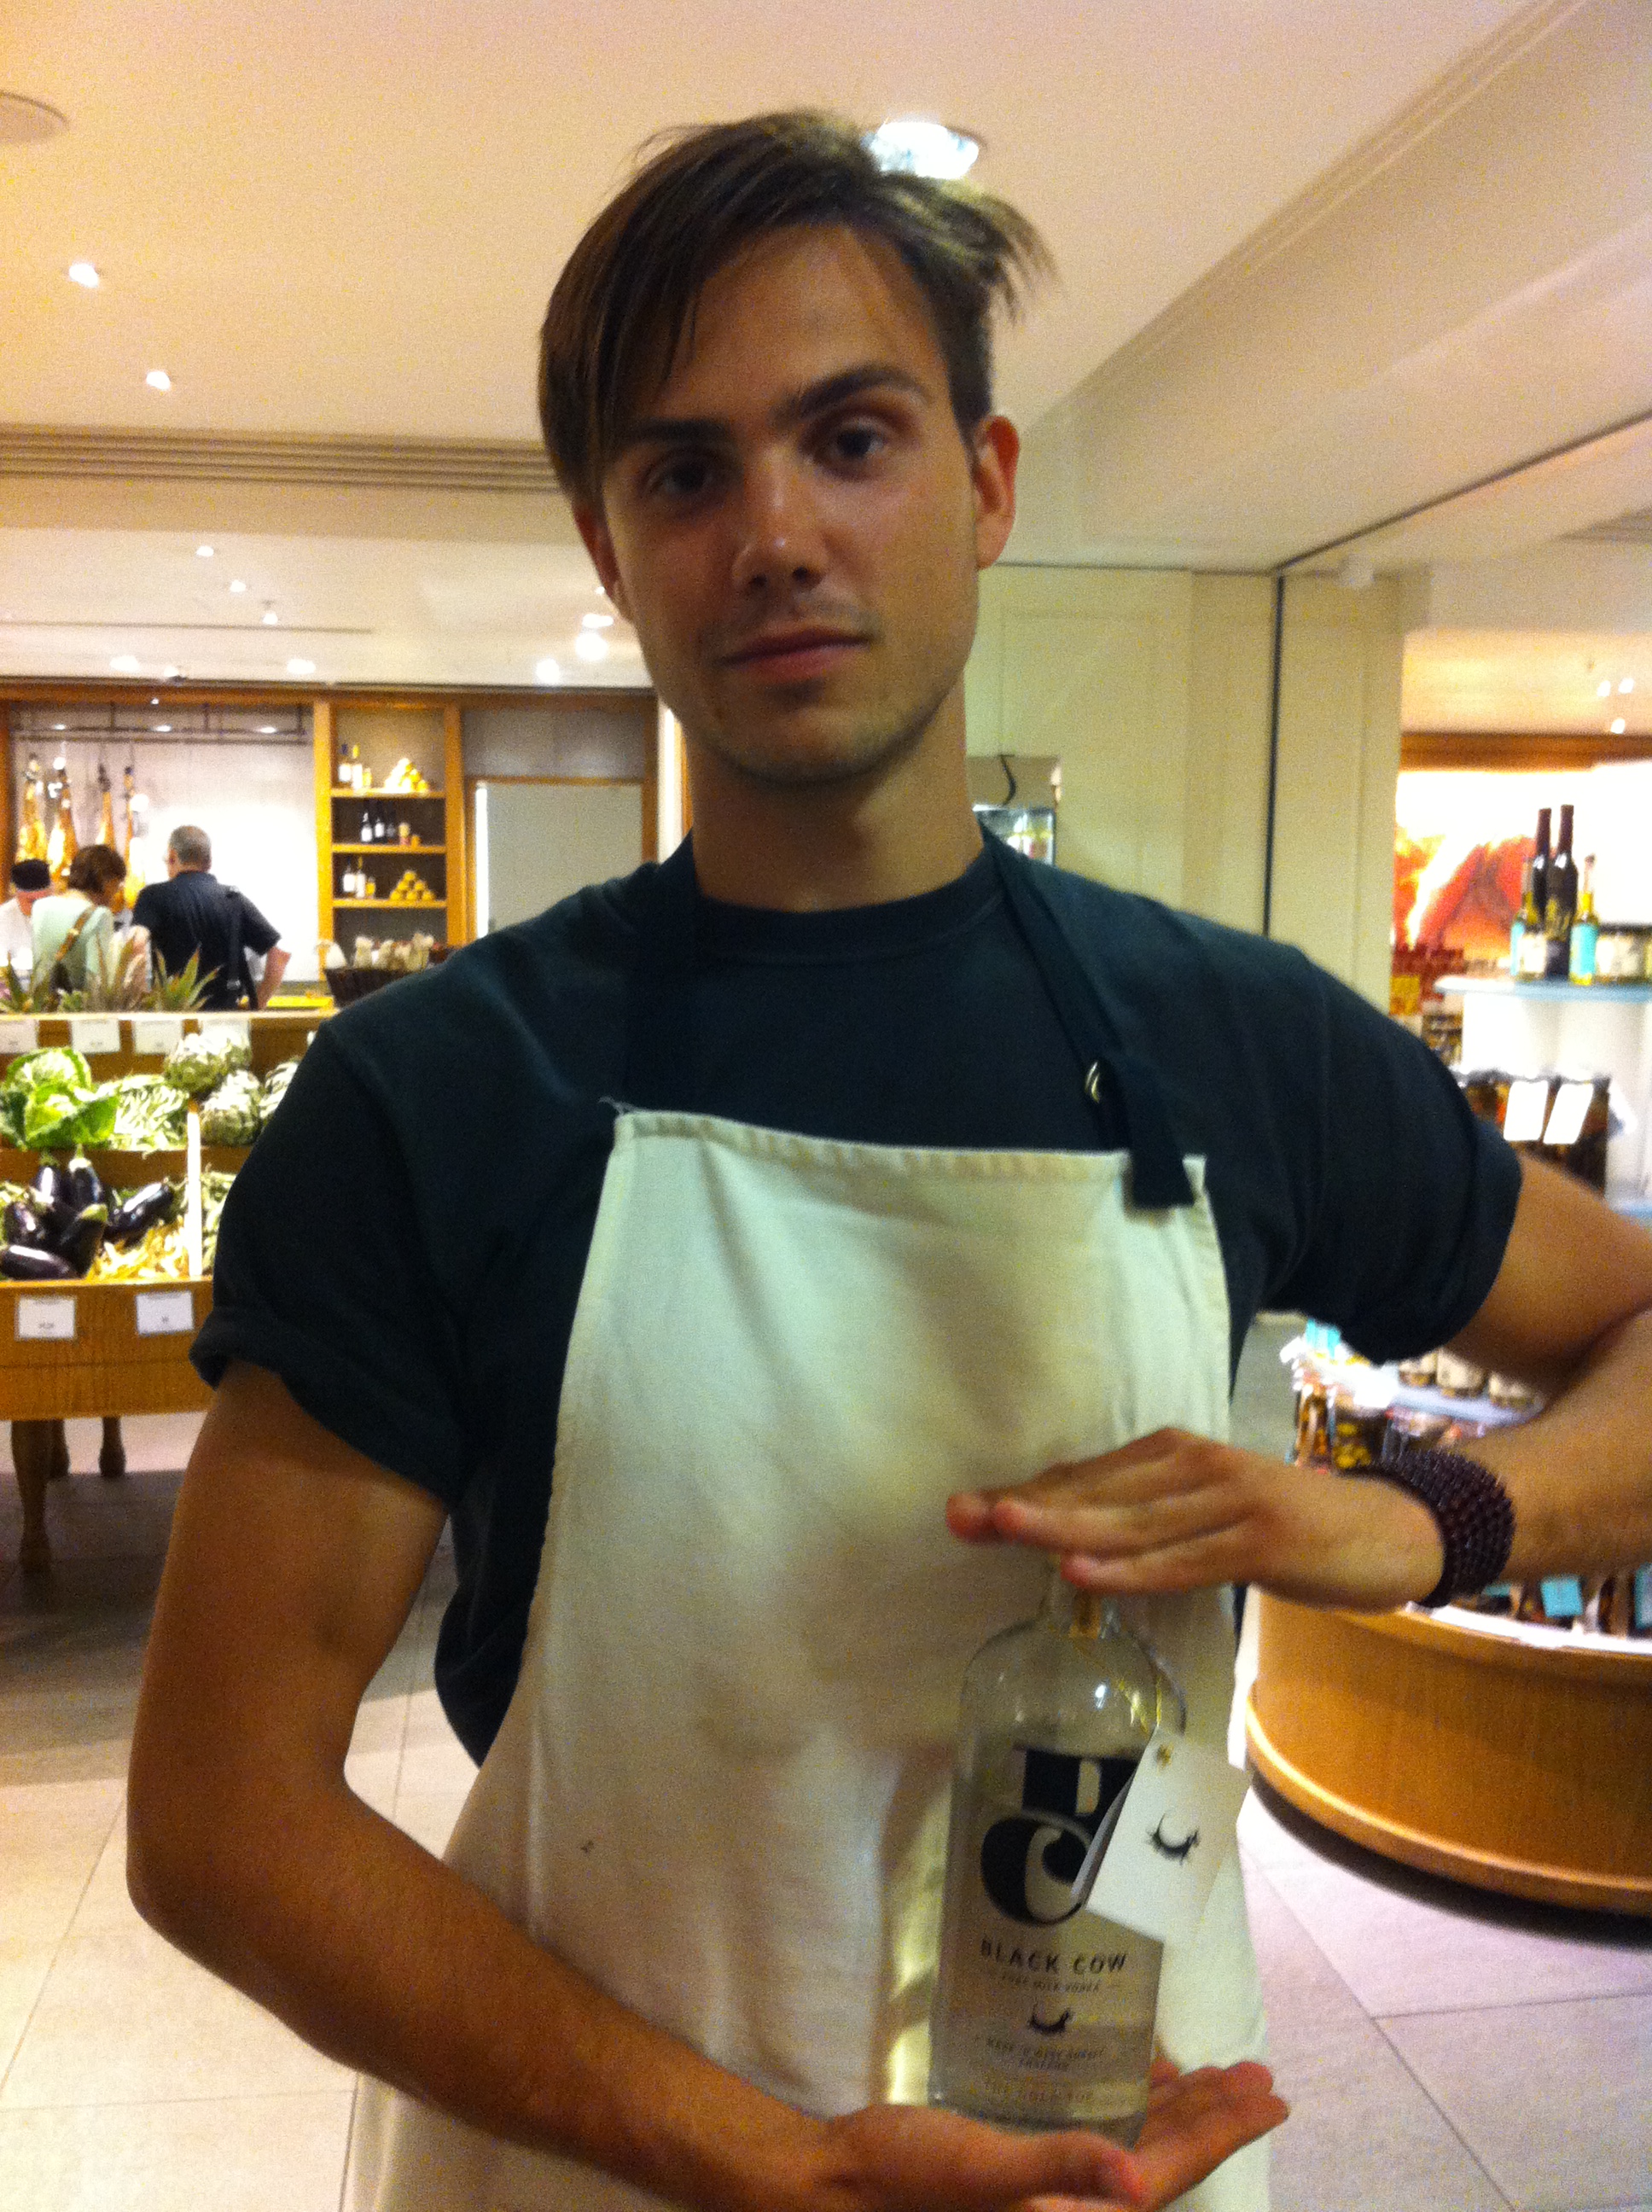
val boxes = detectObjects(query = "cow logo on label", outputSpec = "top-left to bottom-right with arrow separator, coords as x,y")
980,1747 -> 1138,1925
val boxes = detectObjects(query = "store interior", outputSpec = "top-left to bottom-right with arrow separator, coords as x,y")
3,4 -> 1651,2210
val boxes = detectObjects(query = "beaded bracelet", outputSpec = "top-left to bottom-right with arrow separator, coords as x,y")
1372,1434 -> 1515,1607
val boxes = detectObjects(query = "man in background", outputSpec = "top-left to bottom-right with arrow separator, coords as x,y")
0,857 -> 51,983
131,824 -> 289,1009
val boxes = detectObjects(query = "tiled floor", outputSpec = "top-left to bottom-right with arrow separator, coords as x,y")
3,1409 -> 1649,2212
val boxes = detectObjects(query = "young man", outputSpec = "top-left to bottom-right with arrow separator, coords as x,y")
130,824 -> 290,1008
0,855 -> 50,981
129,115 -> 1652,2212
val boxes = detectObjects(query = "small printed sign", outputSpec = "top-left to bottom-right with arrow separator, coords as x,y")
1539,1575 -> 1585,1620
197,1015 -> 252,1056
1542,1081 -> 1594,1149
1501,1078 -> 1552,1144
67,1015 -> 121,1057
1083,1729 -> 1249,1950
131,1015 -> 185,1057
0,1017 -> 39,1055
135,1288 -> 195,1336
16,1295 -> 76,1342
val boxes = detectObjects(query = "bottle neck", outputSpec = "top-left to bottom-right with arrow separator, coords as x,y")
1038,1569 -> 1121,1643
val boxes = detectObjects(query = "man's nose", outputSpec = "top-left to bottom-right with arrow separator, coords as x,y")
730,455 -> 826,593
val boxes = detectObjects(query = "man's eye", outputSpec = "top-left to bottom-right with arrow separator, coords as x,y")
824,422 -> 887,467
648,454 -> 718,501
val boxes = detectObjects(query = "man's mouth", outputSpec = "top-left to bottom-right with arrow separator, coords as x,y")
719,626 -> 870,680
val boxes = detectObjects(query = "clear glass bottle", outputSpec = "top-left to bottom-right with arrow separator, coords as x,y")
929,1573 -> 1185,2146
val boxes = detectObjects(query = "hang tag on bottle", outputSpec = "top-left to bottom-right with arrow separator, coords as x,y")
1542,1082 -> 1593,1149
1502,1079 -> 1551,1144
1082,1729 -> 1249,1950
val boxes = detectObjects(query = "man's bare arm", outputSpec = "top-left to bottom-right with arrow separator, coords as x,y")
130,1361 -> 1282,2212
253,944 -> 290,1007
949,1155 -> 1652,1604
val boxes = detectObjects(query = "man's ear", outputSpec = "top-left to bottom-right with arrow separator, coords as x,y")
970,415 -> 1020,572
573,504 -> 634,625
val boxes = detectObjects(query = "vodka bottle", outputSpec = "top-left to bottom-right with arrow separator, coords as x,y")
929,1573 -> 1185,2146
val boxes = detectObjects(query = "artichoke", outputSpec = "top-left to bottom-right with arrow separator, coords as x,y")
259,1058 -> 300,1128
198,1069 -> 264,1147
165,1033 -> 236,1098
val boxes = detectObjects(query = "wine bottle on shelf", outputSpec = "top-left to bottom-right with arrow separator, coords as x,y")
928,1573 -> 1184,2147
1544,803 -> 1578,979
1518,809 -> 1551,978
360,810 -> 372,844
1569,855 -> 1598,984
1509,860 -> 1537,977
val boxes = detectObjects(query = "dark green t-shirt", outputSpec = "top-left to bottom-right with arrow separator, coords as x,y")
195,846 -> 1521,1759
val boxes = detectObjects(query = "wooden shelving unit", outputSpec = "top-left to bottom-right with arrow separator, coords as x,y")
314,701 -> 468,950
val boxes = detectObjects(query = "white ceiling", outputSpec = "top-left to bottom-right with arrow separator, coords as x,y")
1,0 -> 1649,720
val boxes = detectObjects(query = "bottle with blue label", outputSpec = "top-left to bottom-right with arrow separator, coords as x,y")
1569,855 -> 1598,984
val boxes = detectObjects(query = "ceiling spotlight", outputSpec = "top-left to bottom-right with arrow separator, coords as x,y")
535,656 -> 562,684
51,723 -> 66,732
262,609 -> 279,626
1611,718 -> 1627,735
145,369 -> 172,392
67,260 -> 100,289
258,725 -> 277,734
286,657 -> 317,677
573,631 -> 609,663
865,117 -> 980,179
109,654 -> 140,673
195,544 -> 213,558
1597,680 -> 1613,698
161,664 -> 180,679
153,723 -> 172,733
229,579 -> 247,594
581,612 -> 614,629
1621,678 -> 1637,695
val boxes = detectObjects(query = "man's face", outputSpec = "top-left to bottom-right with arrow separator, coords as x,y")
13,890 -> 42,916
579,226 -> 1016,792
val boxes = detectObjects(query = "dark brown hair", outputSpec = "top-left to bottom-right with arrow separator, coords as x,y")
66,844 -> 126,899
539,111 -> 1050,509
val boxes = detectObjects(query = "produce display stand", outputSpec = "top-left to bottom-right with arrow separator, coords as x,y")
1246,1593 -> 1652,1915
1,1011 -> 328,1572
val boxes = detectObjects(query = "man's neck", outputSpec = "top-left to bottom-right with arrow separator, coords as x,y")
683,704 -> 983,912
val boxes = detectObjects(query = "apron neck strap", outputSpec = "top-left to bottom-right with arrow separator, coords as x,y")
981,835 -> 1195,1210
624,832 -> 1195,1212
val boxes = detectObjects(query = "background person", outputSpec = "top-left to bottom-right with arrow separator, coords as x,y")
0,857 -> 51,983
131,824 -> 288,1009
31,843 -> 130,992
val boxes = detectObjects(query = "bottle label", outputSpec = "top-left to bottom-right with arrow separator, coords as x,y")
931,1743 -> 1160,2131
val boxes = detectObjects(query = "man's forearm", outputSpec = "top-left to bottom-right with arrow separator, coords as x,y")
130,1763 -> 825,2212
1470,1306 -> 1652,1577
255,946 -> 290,1007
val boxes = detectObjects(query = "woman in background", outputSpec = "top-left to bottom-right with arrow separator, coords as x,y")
30,843 -> 138,992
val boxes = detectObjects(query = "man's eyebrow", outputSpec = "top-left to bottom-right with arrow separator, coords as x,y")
615,364 -> 932,457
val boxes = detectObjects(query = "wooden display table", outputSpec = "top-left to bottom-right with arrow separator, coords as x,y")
1246,1592 -> 1652,1915
3,1277 -> 212,1572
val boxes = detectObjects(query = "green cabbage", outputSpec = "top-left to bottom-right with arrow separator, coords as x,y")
3,1046 -> 92,1100
24,1083 -> 118,1152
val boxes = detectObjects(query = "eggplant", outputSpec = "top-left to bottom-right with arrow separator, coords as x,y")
3,1198 -> 47,1248
0,1243 -> 74,1281
31,1194 -> 80,1254
106,1181 -> 176,1247
58,1204 -> 108,1277
32,1160 -> 70,1210
63,1154 -> 108,1214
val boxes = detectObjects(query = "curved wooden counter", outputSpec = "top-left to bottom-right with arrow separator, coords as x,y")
1246,1592 -> 1652,1915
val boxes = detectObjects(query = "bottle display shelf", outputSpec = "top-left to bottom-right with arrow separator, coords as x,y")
333,844 -> 445,855
331,787 -> 444,800
333,899 -> 446,911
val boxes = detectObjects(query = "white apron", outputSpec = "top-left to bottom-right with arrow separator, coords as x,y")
347,841 -> 1269,2212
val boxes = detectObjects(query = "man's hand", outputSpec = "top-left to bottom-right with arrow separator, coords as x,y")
815,2061 -> 1285,2212
947,1428 -> 1442,1610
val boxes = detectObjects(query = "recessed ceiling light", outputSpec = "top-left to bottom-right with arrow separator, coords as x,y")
865,117 -> 980,180
109,654 -> 140,673
51,722 -> 66,731
195,544 -> 213,558
67,260 -> 100,289
262,609 -> 279,626
573,631 -> 609,663
145,369 -> 172,392
0,94 -> 68,147
1597,680 -> 1613,698
229,579 -> 247,594
1610,718 -> 1627,735
258,725 -> 277,734
286,657 -> 316,676
161,664 -> 180,679
581,612 -> 614,629
535,656 -> 562,684
153,723 -> 172,733
1621,678 -> 1636,695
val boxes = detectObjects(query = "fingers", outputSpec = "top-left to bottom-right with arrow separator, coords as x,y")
1133,2062 -> 1289,2205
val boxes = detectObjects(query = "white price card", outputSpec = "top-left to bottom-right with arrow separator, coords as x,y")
135,1288 -> 195,1337
16,1295 -> 76,1342
0,1017 -> 39,1055
131,1015 -> 185,1056
1502,1078 -> 1552,1144
198,1015 -> 252,1057
1083,1730 -> 1250,1950
1542,1081 -> 1594,1148
67,1015 -> 121,1057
